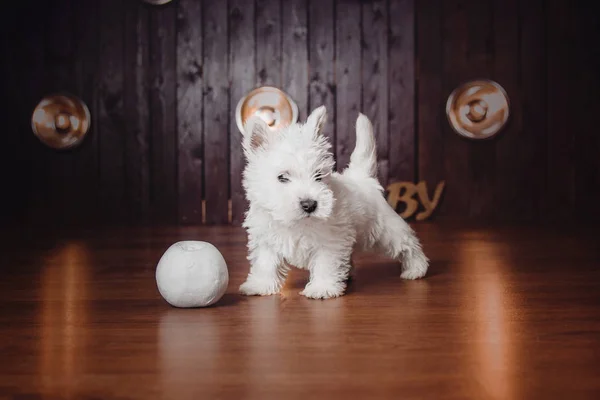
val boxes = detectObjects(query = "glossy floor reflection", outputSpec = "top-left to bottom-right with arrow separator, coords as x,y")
0,223 -> 599,399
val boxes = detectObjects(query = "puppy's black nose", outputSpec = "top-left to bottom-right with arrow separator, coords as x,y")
300,199 -> 318,213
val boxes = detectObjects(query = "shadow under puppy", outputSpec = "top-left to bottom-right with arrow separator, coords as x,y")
239,106 -> 429,299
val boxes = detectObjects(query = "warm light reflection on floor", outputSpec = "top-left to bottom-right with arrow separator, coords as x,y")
40,242 -> 90,397
458,232 -> 517,400
158,309 -> 221,399
247,296 -> 284,395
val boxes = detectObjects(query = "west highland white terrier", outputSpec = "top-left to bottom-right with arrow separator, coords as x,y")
238,106 -> 429,299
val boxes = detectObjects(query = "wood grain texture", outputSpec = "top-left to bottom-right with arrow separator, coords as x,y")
5,0 -> 600,225
203,0 -> 230,224
177,0 -> 204,225
256,0 -> 282,87
493,0 -> 522,220
73,0 -> 100,225
149,4 -> 177,223
335,0 -> 361,171
229,0 -> 255,225
440,0 -> 470,218
45,0 -> 77,224
417,0 -> 444,195
546,0 -> 575,221
19,1 -> 62,225
388,0 -> 415,184
466,0 -> 495,219
282,0 -> 308,121
124,0 -> 150,224
570,4 -> 600,222
308,0 -> 335,143
17,4 -> 51,225
0,4 -> 27,223
45,0 -> 74,92
1,223 -> 600,399
362,0 -> 389,185
518,0 -> 546,221
98,0 -> 126,223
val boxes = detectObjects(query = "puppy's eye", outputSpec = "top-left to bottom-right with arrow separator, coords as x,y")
278,174 -> 290,183
315,173 -> 324,182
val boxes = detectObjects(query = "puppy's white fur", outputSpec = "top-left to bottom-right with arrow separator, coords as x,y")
239,106 -> 429,299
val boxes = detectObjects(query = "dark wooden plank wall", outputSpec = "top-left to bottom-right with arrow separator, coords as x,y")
176,0 -> 203,224
149,5 -> 178,223
362,0 -> 389,185
1,0 -> 599,226
229,0 -> 256,226
416,0 -> 443,197
493,0 -> 521,221
282,0 -> 309,122
203,0 -> 230,225
335,0 -> 362,174
466,0 -> 495,219
4,3 -> 52,225
98,0 -> 127,223
518,0 -> 547,221
308,0 -> 335,145
545,0 -> 600,222
571,3 -> 600,221
46,0 -> 76,224
389,0 -> 415,184
439,0 -> 470,218
72,0 -> 100,224
125,0 -> 150,224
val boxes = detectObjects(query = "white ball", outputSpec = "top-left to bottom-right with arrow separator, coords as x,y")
156,241 -> 229,308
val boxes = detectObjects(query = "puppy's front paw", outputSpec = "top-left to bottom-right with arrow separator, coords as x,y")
400,269 -> 427,280
239,278 -> 280,296
300,280 -> 346,299
400,256 -> 428,280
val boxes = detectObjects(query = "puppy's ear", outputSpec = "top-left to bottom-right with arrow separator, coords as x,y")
305,105 -> 327,138
242,116 -> 271,154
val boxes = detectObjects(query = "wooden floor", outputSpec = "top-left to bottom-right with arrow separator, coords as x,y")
1,223 -> 599,400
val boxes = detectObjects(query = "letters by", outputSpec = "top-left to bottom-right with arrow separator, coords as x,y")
386,181 -> 446,221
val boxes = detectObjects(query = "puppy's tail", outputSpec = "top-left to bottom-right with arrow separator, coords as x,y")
348,113 -> 377,178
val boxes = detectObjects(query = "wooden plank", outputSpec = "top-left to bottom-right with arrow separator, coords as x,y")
362,0 -> 389,185
45,0 -> 75,91
0,13 -> 11,223
335,0 -> 361,171
229,0 -> 255,225
571,4 -> 600,221
440,0 -> 470,218
41,0 -> 76,224
177,0 -> 204,225
16,4 -> 51,225
256,0 -> 282,87
388,0 -> 415,184
546,0 -> 575,221
203,0 -> 229,224
493,0 -> 521,220
124,0 -> 150,224
308,0 -> 335,145
73,0 -> 100,225
149,3 -> 177,224
97,0 -> 126,223
282,0 -> 308,121
466,0 -> 495,219
5,226 -> 600,400
417,0 -> 444,202
0,4 -> 26,224
517,0 -> 546,221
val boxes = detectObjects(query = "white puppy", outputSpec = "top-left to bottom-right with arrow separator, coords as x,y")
239,106 -> 429,299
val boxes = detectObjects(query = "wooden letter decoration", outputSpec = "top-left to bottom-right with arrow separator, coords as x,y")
386,181 -> 446,221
